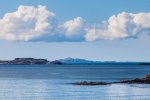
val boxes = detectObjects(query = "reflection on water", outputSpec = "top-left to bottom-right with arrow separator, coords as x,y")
0,65 -> 150,100
0,79 -> 150,100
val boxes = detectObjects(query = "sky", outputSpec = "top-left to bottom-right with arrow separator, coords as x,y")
0,0 -> 150,61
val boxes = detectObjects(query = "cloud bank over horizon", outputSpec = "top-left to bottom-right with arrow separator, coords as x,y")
0,5 -> 150,42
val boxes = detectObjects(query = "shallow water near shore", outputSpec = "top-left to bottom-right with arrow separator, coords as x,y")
0,64 -> 150,100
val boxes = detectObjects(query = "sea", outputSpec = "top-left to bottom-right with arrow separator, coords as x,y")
0,64 -> 150,100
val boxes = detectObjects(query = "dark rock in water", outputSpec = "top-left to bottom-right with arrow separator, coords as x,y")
118,78 -> 148,84
117,74 -> 150,84
73,81 -> 111,85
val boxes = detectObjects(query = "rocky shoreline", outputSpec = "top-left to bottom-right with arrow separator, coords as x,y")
73,74 -> 150,85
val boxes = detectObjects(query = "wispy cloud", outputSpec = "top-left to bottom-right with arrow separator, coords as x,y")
0,5 -> 150,42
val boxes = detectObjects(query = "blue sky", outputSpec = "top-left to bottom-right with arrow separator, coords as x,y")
1,0 -> 150,22
0,0 -> 150,61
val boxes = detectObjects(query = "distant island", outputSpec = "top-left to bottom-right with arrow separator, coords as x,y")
57,57 -> 150,65
0,58 -> 62,65
0,57 -> 150,65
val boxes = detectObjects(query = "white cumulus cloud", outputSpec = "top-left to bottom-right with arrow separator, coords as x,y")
0,6 -> 150,42
60,17 -> 84,37
0,5 -> 55,41
58,17 -> 85,41
85,12 -> 150,41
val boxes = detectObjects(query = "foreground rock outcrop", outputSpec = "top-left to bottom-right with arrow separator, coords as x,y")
116,74 -> 150,84
73,74 -> 150,85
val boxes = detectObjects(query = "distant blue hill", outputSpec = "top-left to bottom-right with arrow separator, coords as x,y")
56,57 -> 148,65
57,57 -> 97,64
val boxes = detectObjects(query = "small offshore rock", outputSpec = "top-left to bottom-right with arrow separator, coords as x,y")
73,81 -> 111,85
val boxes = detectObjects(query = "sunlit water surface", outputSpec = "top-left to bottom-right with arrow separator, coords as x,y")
0,64 -> 150,100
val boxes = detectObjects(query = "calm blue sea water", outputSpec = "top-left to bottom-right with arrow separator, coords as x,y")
0,64 -> 150,100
